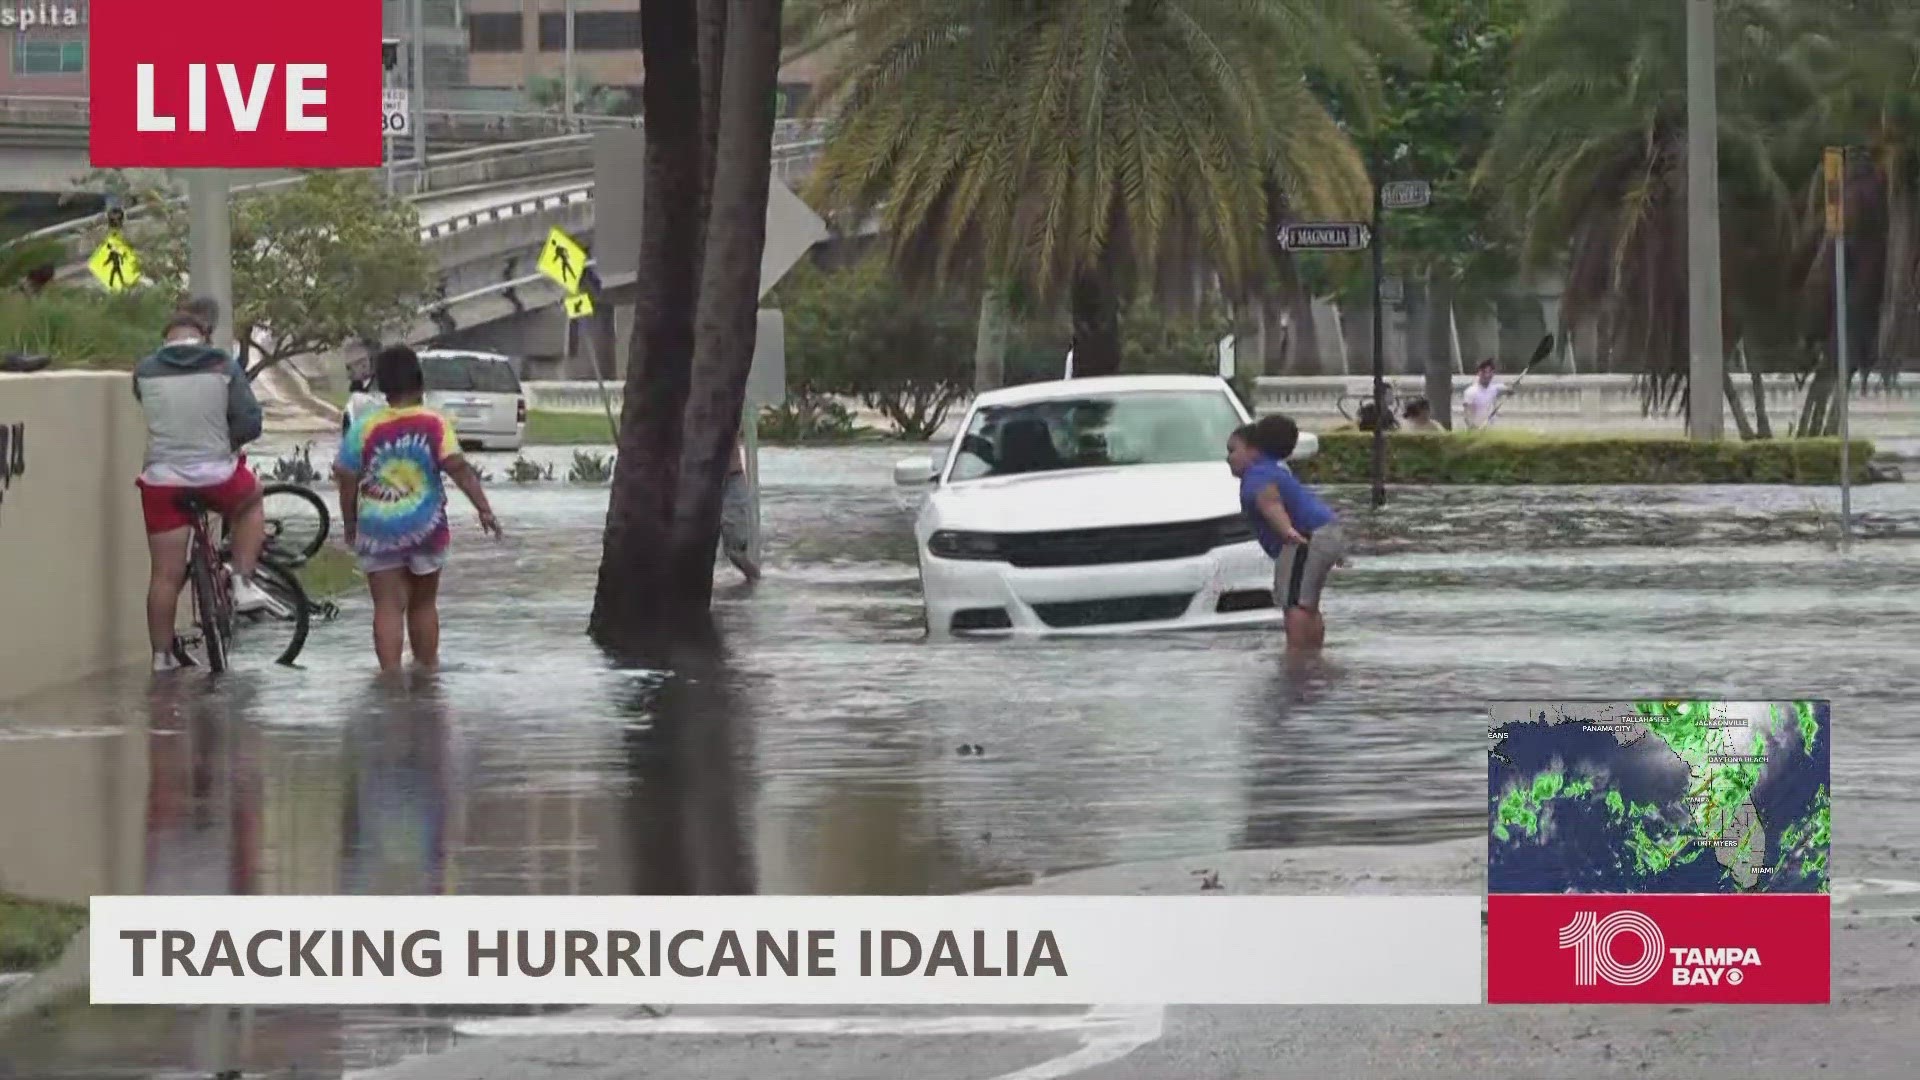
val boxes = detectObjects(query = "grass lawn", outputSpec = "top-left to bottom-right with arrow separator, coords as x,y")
526,410 -> 620,445
0,893 -> 85,972
297,546 -> 361,600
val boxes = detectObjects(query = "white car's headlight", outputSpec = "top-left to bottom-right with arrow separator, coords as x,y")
927,530 -> 1005,561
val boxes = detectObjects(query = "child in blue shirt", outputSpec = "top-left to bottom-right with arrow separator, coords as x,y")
1227,414 -> 1346,652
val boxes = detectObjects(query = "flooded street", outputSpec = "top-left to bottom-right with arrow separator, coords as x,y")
3,442 -> 1917,1076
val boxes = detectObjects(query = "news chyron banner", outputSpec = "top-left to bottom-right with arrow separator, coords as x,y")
90,896 -> 1485,1006
1486,700 -> 1832,1004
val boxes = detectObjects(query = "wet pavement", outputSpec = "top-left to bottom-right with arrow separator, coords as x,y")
2,442 -> 1917,1077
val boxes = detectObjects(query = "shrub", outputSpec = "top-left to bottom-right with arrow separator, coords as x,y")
757,397 -> 860,443
567,450 -> 614,483
508,456 -> 555,483
0,287 -> 173,367
1293,431 -> 1878,486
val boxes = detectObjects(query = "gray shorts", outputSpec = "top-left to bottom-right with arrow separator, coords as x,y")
358,548 -> 448,577
720,472 -> 754,558
1274,520 -> 1346,610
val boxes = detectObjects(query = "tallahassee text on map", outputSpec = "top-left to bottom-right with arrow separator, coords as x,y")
1486,700 -> 1830,894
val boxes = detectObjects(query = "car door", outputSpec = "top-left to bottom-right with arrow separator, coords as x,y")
470,359 -> 524,436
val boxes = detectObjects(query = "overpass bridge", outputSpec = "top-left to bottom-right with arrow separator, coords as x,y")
0,94 -> 715,194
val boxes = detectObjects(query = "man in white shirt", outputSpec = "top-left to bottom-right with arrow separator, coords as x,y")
1460,359 -> 1511,429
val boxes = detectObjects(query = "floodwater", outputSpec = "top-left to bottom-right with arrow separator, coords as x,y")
2,443 -> 1916,1076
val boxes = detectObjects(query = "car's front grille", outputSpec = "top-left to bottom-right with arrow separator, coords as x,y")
1031,593 -> 1195,628
999,519 -> 1229,568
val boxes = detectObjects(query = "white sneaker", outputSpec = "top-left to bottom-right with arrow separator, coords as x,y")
153,651 -> 181,672
229,570 -> 272,614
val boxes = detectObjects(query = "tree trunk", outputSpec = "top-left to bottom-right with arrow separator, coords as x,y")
973,285 -> 1008,391
1423,272 -> 1456,430
1876,159 -> 1918,383
590,0 -> 712,650
1722,369 -> 1755,440
1068,262 -> 1122,378
664,0 -> 784,615
1748,369 -> 1773,439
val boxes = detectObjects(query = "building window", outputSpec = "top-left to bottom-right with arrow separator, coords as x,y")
538,11 -> 640,51
467,12 -> 523,52
12,38 -> 84,75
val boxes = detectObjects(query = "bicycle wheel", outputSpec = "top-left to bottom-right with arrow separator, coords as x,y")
246,563 -> 312,666
258,483 -> 330,567
186,540 -> 229,674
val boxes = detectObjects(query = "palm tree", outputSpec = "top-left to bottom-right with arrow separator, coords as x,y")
1478,0 -> 1806,418
1783,0 -> 1920,414
786,0 -> 1425,378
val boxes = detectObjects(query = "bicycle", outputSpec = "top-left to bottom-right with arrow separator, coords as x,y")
175,493 -> 312,673
254,481 -> 330,567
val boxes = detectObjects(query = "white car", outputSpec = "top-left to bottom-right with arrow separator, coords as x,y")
895,374 -> 1319,638
419,349 -> 528,451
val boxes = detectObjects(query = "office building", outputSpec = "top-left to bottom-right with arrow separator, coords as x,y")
0,1 -> 88,97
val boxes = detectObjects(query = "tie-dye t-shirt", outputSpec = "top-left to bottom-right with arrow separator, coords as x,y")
337,405 -> 460,557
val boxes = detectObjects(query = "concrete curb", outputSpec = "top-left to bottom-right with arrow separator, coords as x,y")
0,928 -> 88,1029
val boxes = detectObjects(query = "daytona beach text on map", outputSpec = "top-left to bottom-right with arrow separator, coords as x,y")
1487,700 -> 1831,894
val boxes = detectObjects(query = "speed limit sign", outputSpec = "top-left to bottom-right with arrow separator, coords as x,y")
383,89 -> 411,137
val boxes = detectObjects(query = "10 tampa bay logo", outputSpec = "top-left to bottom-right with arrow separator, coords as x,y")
1559,910 -> 1763,987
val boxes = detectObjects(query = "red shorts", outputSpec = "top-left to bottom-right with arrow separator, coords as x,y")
136,460 -> 261,535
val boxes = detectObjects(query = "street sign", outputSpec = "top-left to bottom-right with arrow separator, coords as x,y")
1278,222 -> 1372,252
88,233 -> 141,293
383,89 -> 411,137
1382,180 -> 1432,210
537,227 -> 589,293
1824,147 -> 1845,236
563,292 -> 595,319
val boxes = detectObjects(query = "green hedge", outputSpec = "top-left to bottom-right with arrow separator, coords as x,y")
1295,431 -> 1877,485
0,287 -> 173,368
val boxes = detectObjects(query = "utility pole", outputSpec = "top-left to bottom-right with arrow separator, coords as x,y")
1369,170 -> 1388,509
1685,0 -> 1726,440
187,172 -> 233,355
409,0 -> 428,169
563,0 -> 577,131
1827,147 -> 1854,545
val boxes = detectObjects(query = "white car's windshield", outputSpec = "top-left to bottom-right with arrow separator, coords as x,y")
948,390 -> 1243,482
423,355 -> 521,394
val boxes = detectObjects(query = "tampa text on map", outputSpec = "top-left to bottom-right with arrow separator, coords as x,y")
1487,700 -> 1830,894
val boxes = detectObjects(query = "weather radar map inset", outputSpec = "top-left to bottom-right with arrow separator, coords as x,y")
1487,700 -> 1830,894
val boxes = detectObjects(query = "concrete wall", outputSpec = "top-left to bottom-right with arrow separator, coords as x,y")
0,371 -> 150,704
0,729 -> 147,904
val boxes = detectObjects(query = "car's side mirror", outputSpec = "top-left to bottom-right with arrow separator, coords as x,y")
895,458 -> 934,487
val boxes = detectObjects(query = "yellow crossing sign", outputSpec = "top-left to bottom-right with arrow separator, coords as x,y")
537,227 -> 588,293
564,292 -> 594,319
89,233 -> 141,293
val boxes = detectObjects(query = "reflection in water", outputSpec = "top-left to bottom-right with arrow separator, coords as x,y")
341,674 -> 458,896
618,650 -> 755,895
145,675 -> 265,897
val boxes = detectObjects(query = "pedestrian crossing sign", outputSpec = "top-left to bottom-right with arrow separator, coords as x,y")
89,233 -> 141,293
564,292 -> 594,319
537,227 -> 588,293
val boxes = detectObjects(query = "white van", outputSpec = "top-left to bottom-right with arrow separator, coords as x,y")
419,349 -> 528,451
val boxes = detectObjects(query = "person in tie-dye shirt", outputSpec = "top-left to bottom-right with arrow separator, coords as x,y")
335,346 -> 502,672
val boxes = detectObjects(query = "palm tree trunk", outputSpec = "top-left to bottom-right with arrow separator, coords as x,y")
1423,272 -> 1455,429
664,0 -> 783,616
591,0 -> 712,650
973,285 -> 1009,391
1876,159 -> 1918,383
1068,261 -> 1123,378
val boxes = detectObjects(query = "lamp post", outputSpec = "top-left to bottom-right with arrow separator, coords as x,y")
1685,0 -> 1725,440
408,0 -> 428,168
563,0 -> 577,131
187,172 -> 233,354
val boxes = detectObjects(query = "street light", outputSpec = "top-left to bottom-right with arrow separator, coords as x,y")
1685,0 -> 1725,440
563,0 -> 576,132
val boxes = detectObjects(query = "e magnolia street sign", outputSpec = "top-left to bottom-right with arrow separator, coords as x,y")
1278,222 -> 1372,252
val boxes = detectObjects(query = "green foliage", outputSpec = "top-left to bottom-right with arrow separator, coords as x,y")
791,0 -> 1423,301
0,892 -> 85,972
263,443 -> 322,485
0,287 -> 173,367
756,398 -> 860,443
772,256 -> 974,440
525,410 -> 618,445
567,450 -> 615,483
527,75 -> 633,117
116,171 -> 436,370
1295,431 -> 1877,486
508,455 -> 555,483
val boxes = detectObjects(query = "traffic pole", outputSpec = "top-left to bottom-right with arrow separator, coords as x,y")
187,171 -> 233,355
563,0 -> 577,131
1370,170 -> 1387,509
1828,148 -> 1853,546
408,0 -> 428,169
